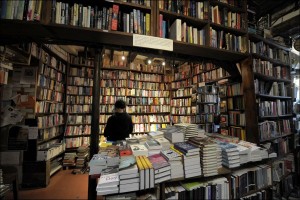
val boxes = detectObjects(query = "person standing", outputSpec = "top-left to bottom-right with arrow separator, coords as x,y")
104,99 -> 133,141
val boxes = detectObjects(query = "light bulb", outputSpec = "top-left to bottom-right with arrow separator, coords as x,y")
147,59 -> 152,64
162,61 -> 165,66
122,55 -> 125,60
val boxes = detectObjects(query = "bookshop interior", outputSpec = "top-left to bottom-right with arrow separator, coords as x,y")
0,0 -> 300,200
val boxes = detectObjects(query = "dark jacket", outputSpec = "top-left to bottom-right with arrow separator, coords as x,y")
104,112 -> 133,141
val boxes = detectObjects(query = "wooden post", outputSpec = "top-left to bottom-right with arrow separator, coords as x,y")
240,57 -> 259,144
88,47 -> 103,200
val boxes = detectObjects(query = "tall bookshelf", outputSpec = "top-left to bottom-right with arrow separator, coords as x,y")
65,54 -> 94,150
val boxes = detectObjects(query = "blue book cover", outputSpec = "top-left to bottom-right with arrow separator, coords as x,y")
174,142 -> 199,154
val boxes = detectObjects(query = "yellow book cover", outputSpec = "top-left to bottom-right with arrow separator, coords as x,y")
170,145 -> 183,156
136,156 -> 144,170
146,13 -> 151,36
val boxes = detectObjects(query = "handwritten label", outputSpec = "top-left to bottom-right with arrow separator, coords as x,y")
133,34 -> 173,51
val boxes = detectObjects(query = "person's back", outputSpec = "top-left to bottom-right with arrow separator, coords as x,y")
104,99 -> 133,141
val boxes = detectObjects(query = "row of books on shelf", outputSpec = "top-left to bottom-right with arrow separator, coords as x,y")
248,41 -> 290,64
41,52 -> 67,72
172,116 -> 196,124
66,105 -> 92,114
127,97 -> 170,105
258,100 -> 292,117
197,94 -> 218,102
254,80 -> 290,97
69,55 -> 94,66
227,96 -> 245,110
67,115 -> 92,125
193,62 -> 218,75
229,111 -> 245,126
66,95 -> 92,105
272,154 -> 295,182
127,89 -> 170,97
258,120 -> 291,141
198,104 -> 218,113
53,3 -> 152,35
35,101 -> 64,114
193,67 -> 229,83
158,0 -> 209,19
210,28 -> 247,52
38,126 -> 64,141
171,98 -> 193,107
37,138 -> 62,151
37,75 -> 65,92
67,86 -> 92,95
36,87 -> 64,102
225,82 -> 243,96
130,73 -> 164,82
171,80 -> 191,89
129,62 -> 165,74
69,67 -> 94,78
0,0 -> 43,21
220,126 -> 246,141
65,125 -> 91,136
37,114 -> 64,129
127,81 -> 169,90
172,88 -> 194,97
68,77 -> 93,87
100,79 -> 127,88
160,18 -> 206,45
127,105 -> 170,113
252,59 -> 289,79
133,124 -> 168,133
171,107 -> 197,115
100,96 -> 126,104
39,64 -> 65,82
210,5 -> 245,30
197,113 -> 215,123
65,137 -> 90,148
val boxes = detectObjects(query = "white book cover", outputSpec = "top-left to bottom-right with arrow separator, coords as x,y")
169,19 -> 182,41
119,164 -> 138,176
97,172 -> 119,187
130,144 -> 148,156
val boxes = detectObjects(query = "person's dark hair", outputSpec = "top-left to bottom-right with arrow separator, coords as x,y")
115,99 -> 126,109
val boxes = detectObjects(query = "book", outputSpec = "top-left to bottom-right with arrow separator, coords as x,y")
174,142 -> 200,154
130,144 -> 148,156
169,19 -> 182,41
136,156 -> 145,190
111,4 -> 119,31
148,154 -> 170,172
96,172 -> 119,188
119,155 -> 136,170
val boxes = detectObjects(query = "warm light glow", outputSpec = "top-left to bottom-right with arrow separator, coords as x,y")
162,61 -> 166,66
147,59 -> 152,64
122,55 -> 125,60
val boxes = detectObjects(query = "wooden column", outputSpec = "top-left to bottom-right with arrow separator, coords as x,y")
241,57 -> 259,144
88,47 -> 103,200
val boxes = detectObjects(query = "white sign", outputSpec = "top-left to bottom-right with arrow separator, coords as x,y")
133,34 -> 173,51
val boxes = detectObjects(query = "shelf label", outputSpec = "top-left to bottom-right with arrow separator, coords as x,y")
133,34 -> 173,51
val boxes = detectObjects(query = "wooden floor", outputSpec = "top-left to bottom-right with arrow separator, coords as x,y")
7,169 -> 89,199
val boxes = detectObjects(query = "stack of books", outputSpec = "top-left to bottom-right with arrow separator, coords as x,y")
217,142 -> 240,168
162,126 -> 185,143
148,154 -> 171,184
188,137 -> 220,177
161,148 -> 184,179
73,145 -> 89,174
238,141 -> 268,162
63,152 -> 76,168
145,139 -> 162,156
174,142 -> 201,178
130,144 -> 148,156
235,142 -> 251,164
175,123 -> 199,141
89,154 -> 108,175
148,130 -> 164,139
136,156 -> 154,190
96,172 -> 119,195
119,155 -> 140,193
155,137 -> 171,150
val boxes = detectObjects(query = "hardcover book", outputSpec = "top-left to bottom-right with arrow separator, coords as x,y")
148,154 -> 170,170
174,142 -> 200,154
